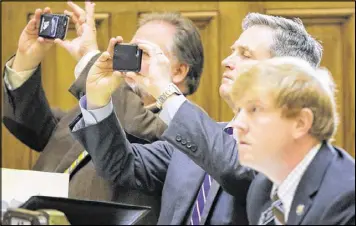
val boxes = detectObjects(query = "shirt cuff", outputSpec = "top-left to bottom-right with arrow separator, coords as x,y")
4,56 -> 38,90
158,95 -> 187,125
74,50 -> 101,79
79,95 -> 114,127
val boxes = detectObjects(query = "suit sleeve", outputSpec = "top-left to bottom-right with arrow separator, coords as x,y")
2,64 -> 60,152
70,111 -> 172,195
161,100 -> 255,196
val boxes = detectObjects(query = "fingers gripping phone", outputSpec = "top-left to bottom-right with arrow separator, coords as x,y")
113,44 -> 143,72
38,14 -> 70,40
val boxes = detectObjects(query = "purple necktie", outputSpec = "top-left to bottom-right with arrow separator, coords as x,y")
190,174 -> 212,225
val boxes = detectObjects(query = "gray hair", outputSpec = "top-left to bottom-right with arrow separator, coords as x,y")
139,12 -> 204,95
242,13 -> 323,68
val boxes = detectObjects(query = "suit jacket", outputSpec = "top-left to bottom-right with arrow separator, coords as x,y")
2,54 -> 166,224
247,142 -> 355,225
159,101 -> 355,225
70,109 -> 253,225
160,101 -> 255,197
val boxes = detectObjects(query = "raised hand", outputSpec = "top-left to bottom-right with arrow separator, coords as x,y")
54,1 -> 98,61
86,37 -> 124,109
12,7 -> 54,72
126,39 -> 173,99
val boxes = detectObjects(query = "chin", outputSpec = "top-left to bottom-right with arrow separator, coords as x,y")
219,84 -> 231,101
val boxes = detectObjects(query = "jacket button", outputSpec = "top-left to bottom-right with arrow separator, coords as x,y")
186,142 -> 192,149
181,139 -> 187,145
191,145 -> 197,152
176,135 -> 182,142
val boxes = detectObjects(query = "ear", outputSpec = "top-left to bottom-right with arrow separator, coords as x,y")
293,108 -> 314,139
171,63 -> 190,85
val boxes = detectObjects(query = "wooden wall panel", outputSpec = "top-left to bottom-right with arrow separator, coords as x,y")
2,1 -> 354,170
265,3 -> 355,156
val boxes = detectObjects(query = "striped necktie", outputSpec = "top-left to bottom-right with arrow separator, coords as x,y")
258,191 -> 285,225
64,150 -> 90,176
190,173 -> 212,225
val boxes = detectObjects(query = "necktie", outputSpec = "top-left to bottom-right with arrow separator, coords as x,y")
190,174 -> 212,225
271,192 -> 285,225
258,191 -> 285,225
64,150 -> 90,176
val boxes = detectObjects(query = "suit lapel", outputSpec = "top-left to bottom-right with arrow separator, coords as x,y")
288,142 -> 336,225
248,174 -> 274,225
199,179 -> 220,225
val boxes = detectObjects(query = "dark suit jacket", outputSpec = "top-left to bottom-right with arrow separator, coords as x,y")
70,109 -> 253,225
160,101 -> 355,225
2,54 -> 166,224
247,142 -> 355,225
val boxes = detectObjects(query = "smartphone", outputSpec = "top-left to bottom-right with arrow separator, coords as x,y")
113,44 -> 143,72
38,14 -> 69,40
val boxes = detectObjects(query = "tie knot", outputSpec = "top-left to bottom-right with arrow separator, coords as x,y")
272,190 -> 280,203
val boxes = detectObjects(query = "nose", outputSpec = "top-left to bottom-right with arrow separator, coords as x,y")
231,110 -> 248,136
221,54 -> 235,69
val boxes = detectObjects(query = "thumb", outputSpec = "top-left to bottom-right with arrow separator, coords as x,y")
98,51 -> 111,62
54,38 -> 71,51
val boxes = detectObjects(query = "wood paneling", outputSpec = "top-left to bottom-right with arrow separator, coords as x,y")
2,1 -> 354,170
265,4 -> 355,156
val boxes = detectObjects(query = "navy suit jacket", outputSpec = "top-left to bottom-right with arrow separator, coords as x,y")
70,111 -> 253,224
247,143 -> 355,225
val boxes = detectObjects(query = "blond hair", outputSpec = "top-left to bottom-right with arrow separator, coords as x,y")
230,57 -> 338,141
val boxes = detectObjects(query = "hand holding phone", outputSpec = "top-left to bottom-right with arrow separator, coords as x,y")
113,44 -> 143,72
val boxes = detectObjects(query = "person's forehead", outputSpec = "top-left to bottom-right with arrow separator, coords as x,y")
232,25 -> 274,53
234,90 -> 273,108
131,21 -> 176,51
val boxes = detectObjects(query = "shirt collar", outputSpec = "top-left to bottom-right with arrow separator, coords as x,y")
271,142 -> 321,221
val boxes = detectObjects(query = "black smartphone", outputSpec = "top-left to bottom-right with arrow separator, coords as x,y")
113,44 -> 143,72
38,14 -> 69,40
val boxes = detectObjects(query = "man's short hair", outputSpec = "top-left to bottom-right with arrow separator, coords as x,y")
242,13 -> 323,68
139,12 -> 204,95
231,57 -> 338,142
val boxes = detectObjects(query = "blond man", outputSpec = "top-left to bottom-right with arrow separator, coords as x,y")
229,57 -> 355,225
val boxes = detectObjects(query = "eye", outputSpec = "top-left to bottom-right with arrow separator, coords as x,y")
249,105 -> 261,113
234,107 -> 241,114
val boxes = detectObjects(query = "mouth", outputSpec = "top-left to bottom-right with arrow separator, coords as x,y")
222,73 -> 233,81
239,141 -> 250,145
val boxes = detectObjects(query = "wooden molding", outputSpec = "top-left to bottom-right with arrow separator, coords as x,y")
27,13 -> 110,30
139,11 -> 218,29
265,8 -> 355,24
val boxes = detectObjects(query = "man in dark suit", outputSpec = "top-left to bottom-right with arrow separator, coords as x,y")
228,58 -> 355,225
2,3 -> 203,224
132,36 -> 355,224
72,12 -> 354,225
68,21 -> 252,226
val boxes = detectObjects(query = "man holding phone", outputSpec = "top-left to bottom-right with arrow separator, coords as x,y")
2,2 -> 204,224
68,14 -> 253,226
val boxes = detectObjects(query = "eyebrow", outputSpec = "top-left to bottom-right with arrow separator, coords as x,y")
231,43 -> 255,56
